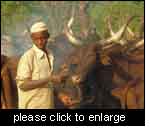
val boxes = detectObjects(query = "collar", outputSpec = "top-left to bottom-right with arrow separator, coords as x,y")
32,44 -> 46,59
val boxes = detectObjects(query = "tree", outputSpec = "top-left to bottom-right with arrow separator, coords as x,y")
78,1 -> 90,38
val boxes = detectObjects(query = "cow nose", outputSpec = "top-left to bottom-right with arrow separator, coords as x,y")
71,75 -> 81,84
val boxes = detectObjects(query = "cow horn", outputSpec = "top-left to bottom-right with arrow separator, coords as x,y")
106,16 -> 127,46
99,16 -> 136,55
64,13 -> 83,46
127,26 -> 136,38
136,39 -> 144,48
124,39 -> 144,54
107,16 -> 115,36
131,39 -> 144,51
102,16 -> 136,45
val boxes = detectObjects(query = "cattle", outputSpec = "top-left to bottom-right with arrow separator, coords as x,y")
53,40 -> 144,109
1,15 -> 144,109
1,55 -> 19,109
53,43 -> 121,109
52,15 -> 144,109
111,49 -> 144,109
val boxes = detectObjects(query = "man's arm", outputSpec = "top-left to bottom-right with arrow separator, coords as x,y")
18,77 -> 50,91
17,73 -> 67,91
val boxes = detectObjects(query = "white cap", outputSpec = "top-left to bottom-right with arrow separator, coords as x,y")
30,22 -> 48,33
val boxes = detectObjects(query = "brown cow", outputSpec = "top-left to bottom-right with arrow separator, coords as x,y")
111,49 -> 144,109
1,55 -> 19,109
53,43 -> 121,109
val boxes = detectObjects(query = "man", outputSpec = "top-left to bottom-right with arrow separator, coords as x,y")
16,22 -> 67,109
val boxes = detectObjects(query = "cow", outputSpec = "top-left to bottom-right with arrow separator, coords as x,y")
53,43 -> 121,109
52,15 -> 144,109
111,49 -> 144,109
106,17 -> 144,109
44,16 -> 135,109
1,55 -> 19,109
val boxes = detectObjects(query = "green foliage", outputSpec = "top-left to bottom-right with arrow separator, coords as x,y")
1,1 -> 34,33
88,1 -> 144,37
1,1 -> 144,37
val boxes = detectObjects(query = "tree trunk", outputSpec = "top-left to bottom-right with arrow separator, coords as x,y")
79,1 -> 90,38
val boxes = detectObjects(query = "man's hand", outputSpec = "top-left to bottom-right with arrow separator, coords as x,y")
49,75 -> 61,83
50,68 -> 69,83
71,75 -> 81,85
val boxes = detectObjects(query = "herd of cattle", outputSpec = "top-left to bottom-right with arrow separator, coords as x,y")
1,15 -> 144,109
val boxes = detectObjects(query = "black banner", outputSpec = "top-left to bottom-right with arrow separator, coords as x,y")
0,109 -> 145,126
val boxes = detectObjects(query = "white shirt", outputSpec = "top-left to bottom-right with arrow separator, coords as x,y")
16,44 -> 54,109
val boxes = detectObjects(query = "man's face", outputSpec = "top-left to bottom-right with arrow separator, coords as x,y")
31,31 -> 49,50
